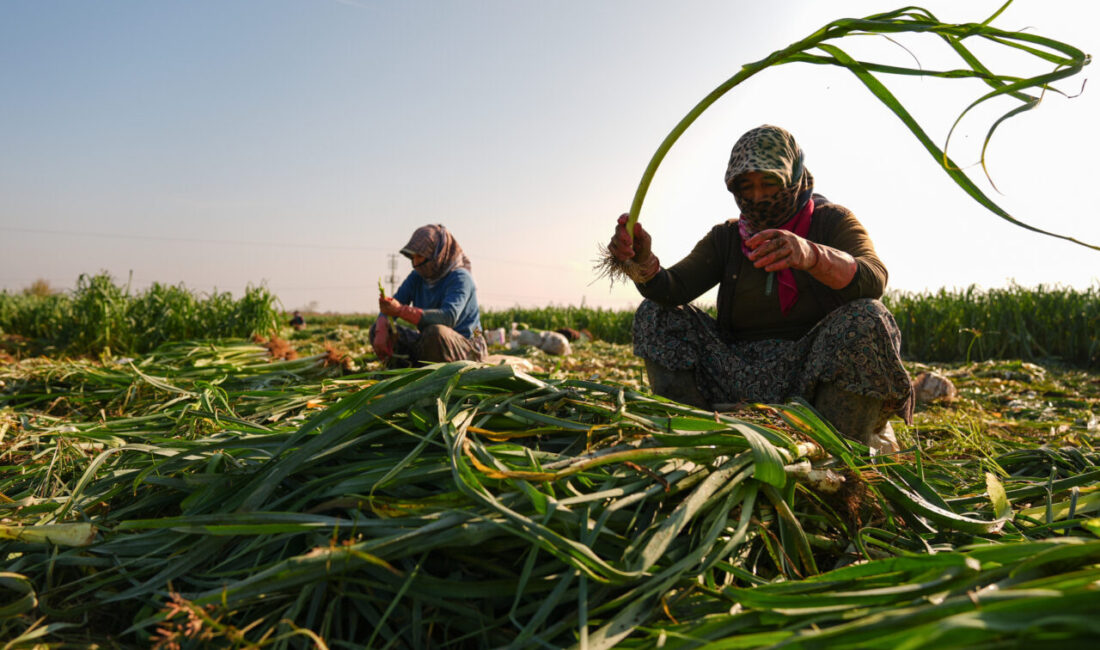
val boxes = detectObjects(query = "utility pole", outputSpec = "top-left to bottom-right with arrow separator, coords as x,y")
386,253 -> 399,296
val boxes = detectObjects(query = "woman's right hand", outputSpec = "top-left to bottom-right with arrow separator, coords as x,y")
378,296 -> 402,318
609,213 -> 653,263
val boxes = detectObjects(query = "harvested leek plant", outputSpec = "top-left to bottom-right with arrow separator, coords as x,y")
0,523 -> 96,547
3,342 -> 1099,647
599,2 -> 1094,283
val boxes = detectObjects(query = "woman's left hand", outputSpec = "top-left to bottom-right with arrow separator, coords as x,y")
745,229 -> 817,272
372,316 -> 394,360
379,296 -> 402,317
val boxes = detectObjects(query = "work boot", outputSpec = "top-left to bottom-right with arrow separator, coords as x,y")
644,359 -> 710,410
812,382 -> 900,455
867,422 -> 900,457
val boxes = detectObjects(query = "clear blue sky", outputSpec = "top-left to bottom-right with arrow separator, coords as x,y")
2,0 -> 1097,312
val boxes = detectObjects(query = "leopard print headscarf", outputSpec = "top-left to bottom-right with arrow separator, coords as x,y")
724,125 -> 814,232
400,224 -> 472,286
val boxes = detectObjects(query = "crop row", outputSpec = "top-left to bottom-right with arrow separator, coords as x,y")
0,272 -> 279,356
3,277 -> 1097,366
481,284 -> 1100,367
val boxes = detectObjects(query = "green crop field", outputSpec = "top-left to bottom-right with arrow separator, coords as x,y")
0,272 -> 279,358
295,284 -> 1100,367
2,289 -> 1098,648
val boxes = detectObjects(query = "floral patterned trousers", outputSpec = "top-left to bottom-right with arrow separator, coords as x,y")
633,298 -> 913,423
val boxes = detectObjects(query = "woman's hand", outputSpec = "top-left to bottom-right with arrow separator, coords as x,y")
745,229 -> 818,272
379,295 -> 424,325
746,229 -> 858,289
379,296 -> 402,318
609,214 -> 653,263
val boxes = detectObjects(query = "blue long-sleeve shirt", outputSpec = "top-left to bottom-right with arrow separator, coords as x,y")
393,268 -> 482,338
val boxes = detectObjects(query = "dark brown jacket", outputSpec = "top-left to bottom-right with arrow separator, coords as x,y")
636,197 -> 887,342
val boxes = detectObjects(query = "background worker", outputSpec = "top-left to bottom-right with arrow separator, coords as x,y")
371,224 -> 487,367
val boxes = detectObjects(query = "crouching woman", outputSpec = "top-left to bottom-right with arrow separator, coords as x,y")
371,224 -> 488,367
608,125 -> 913,452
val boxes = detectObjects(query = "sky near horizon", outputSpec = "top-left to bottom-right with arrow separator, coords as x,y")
2,0 -> 1098,313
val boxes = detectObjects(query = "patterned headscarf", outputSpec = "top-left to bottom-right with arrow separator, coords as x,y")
724,125 -> 814,233
400,224 -> 472,286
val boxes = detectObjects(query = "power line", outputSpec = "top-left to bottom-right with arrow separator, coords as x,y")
0,277 -> 370,294
1,225 -> 574,271
0,225 -> 386,252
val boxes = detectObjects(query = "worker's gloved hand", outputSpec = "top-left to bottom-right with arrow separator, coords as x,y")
380,297 -> 423,325
609,213 -> 654,264
379,296 -> 402,318
372,316 -> 393,360
395,304 -> 423,326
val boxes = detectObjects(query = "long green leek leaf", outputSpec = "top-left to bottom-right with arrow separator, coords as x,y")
624,2 -> 1094,251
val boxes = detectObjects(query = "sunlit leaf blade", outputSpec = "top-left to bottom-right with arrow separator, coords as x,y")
0,573 -> 38,618
986,471 -> 1013,521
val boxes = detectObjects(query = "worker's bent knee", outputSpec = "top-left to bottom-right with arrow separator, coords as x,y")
416,324 -> 470,363
420,324 -> 450,338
